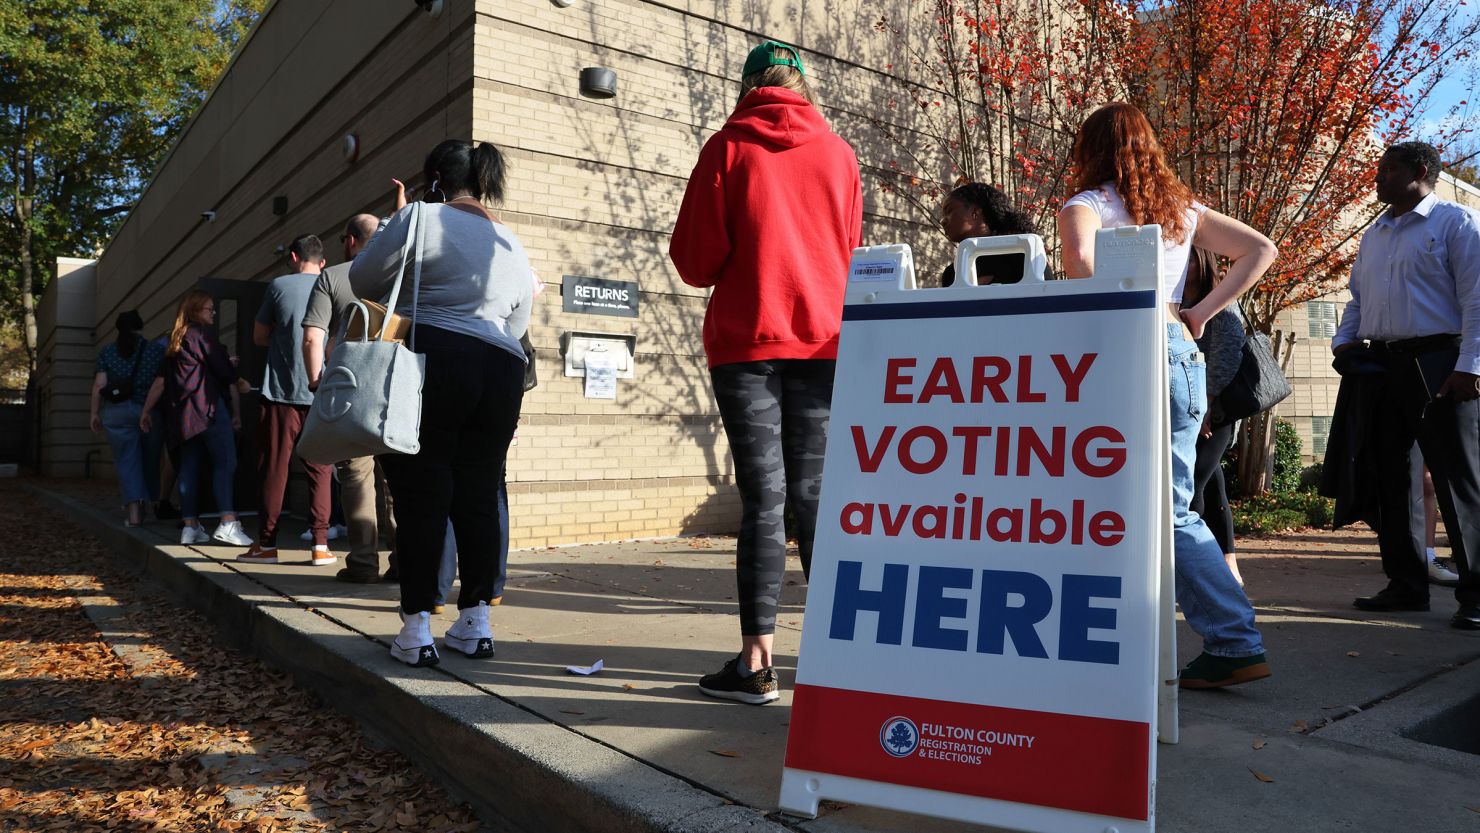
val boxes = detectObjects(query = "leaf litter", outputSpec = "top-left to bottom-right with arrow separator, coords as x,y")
0,485 -> 492,833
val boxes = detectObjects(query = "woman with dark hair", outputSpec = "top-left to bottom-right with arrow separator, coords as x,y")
1058,102 -> 1278,689
90,310 -> 166,526
670,40 -> 862,704
1183,247 -> 1245,586
938,182 -> 1039,286
138,291 -> 251,546
351,138 -> 534,668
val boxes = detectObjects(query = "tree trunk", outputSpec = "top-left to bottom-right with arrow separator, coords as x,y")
1234,329 -> 1297,495
16,142 -> 36,377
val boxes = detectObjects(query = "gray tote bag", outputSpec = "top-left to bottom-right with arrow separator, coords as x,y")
297,202 -> 427,464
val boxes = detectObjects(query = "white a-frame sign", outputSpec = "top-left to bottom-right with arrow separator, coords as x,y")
780,228 -> 1175,833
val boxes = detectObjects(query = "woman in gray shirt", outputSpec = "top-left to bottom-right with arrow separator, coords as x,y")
350,139 -> 533,668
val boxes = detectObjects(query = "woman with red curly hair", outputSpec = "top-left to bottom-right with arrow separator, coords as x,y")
1059,102 -> 1278,689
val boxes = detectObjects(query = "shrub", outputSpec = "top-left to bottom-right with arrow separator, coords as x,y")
1272,418 -> 1302,493
1232,490 -> 1335,535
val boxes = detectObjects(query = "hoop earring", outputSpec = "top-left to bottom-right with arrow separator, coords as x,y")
428,177 -> 445,202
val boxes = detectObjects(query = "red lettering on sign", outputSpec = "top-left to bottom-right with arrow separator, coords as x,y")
884,359 -> 916,403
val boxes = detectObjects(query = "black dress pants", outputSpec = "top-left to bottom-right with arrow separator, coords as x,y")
1371,346 -> 1480,605
381,325 -> 525,614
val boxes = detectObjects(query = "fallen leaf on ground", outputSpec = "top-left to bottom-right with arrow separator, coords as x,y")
1249,768 -> 1274,783
1288,719 -> 1309,733
709,750 -> 740,758
1251,740 -> 1266,750
559,709 -> 585,715
621,683 -> 636,690
1346,651 -> 1360,657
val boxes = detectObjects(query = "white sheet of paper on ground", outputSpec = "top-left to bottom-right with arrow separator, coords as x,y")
566,659 -> 604,675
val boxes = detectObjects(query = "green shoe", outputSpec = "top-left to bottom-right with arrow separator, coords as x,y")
1179,652 -> 1271,689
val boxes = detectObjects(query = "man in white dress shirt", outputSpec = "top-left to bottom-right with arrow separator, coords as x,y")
1332,141 -> 1480,629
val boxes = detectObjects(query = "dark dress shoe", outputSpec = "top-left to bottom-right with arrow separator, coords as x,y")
1452,604 -> 1480,630
1353,588 -> 1429,612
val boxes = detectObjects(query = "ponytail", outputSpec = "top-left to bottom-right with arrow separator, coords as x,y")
423,139 -> 509,207
472,142 -> 506,204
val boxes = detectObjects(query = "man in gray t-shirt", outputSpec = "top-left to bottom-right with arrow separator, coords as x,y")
236,234 -> 336,565
300,214 -> 397,583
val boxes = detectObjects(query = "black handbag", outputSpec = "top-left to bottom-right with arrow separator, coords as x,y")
1214,331 -> 1291,427
521,331 -> 538,392
102,346 -> 145,403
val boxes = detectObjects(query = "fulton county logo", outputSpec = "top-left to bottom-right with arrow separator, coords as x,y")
879,716 -> 919,757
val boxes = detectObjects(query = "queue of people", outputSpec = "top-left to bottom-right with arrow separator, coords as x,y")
89,38 -> 1480,699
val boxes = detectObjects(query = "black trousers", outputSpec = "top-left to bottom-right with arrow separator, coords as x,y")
1191,422 -> 1235,555
1371,346 -> 1480,605
381,326 -> 525,614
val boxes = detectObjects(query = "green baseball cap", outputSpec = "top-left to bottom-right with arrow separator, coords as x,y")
743,40 -> 805,79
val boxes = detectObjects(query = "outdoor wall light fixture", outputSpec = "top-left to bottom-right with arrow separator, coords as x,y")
271,196 -> 288,216
201,210 -> 217,222
414,0 -> 444,17
579,67 -> 617,98
551,0 -> 576,7
341,133 -> 360,163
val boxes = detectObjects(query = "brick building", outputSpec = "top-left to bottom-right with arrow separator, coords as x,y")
32,0 -> 933,546
32,0 -> 1480,542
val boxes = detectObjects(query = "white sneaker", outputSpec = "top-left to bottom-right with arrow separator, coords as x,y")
180,525 -> 211,545
311,547 -> 337,566
391,611 -> 439,667
1428,555 -> 1460,586
212,520 -> 253,547
444,601 -> 495,658
299,524 -> 347,542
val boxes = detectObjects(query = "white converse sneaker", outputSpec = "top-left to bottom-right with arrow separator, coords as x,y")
180,524 -> 211,545
1428,555 -> 1460,586
444,601 -> 495,658
212,520 -> 253,547
391,611 -> 439,667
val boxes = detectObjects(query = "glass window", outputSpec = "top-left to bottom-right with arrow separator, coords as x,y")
1307,301 -> 1338,339
1311,416 -> 1332,457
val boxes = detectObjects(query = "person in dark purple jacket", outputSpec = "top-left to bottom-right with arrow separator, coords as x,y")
140,290 -> 253,547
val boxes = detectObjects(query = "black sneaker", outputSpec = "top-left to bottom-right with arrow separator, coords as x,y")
698,656 -> 780,704
336,567 -> 383,584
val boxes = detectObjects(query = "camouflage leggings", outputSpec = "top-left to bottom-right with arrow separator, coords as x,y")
711,359 -> 835,635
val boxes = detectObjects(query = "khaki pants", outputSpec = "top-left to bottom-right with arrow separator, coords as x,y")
336,455 -> 396,576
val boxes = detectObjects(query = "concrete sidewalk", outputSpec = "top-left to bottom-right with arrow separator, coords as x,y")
28,480 -> 1480,833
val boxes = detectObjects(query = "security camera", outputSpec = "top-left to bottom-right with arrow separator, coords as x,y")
414,0 -> 444,16
201,210 -> 217,221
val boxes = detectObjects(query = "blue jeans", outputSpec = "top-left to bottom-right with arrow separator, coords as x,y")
101,400 -> 149,504
1168,325 -> 1263,658
178,399 -> 237,521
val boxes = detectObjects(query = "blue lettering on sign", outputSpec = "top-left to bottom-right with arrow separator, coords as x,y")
1059,574 -> 1122,664
913,566 -> 973,651
829,561 -> 909,644
828,560 -> 1122,665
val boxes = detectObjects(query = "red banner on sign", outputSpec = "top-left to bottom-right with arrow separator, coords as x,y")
785,684 -> 1150,821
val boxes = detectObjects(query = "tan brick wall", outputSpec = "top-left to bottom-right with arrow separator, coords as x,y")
470,1 -> 929,546
41,0 -> 934,547
35,259 -> 99,478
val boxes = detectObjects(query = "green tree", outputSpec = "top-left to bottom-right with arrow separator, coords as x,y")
0,0 -> 266,377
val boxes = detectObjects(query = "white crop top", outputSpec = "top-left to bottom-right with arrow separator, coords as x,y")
1064,183 -> 1205,303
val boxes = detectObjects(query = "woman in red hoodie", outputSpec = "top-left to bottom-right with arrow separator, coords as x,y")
670,40 -> 863,705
